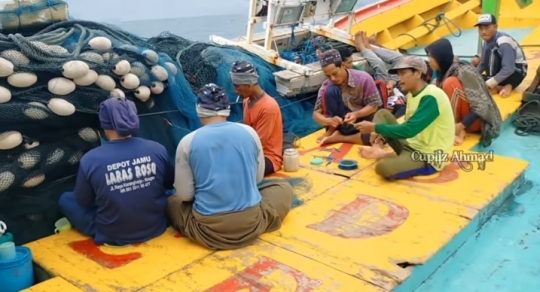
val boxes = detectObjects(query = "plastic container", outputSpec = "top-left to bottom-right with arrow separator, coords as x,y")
283,148 -> 300,172
0,246 -> 34,292
0,232 -> 14,245
54,217 -> 72,233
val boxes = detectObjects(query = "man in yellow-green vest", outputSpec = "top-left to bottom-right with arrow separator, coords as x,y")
354,56 -> 455,180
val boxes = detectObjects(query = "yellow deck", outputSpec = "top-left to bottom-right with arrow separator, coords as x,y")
23,1 -> 539,291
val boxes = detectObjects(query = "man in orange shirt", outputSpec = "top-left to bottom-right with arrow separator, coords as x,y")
230,61 -> 283,176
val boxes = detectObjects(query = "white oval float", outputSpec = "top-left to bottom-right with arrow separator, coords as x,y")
0,171 -> 15,192
78,128 -> 99,142
110,88 -> 126,98
0,131 -> 23,150
18,150 -> 40,169
0,50 -> 30,65
0,57 -> 14,77
8,72 -> 38,88
151,65 -> 168,81
112,60 -> 131,75
102,52 -> 118,62
89,37 -> 112,50
23,140 -> 40,149
165,62 -> 178,75
24,104 -> 49,120
48,98 -> 76,116
142,49 -> 159,65
95,75 -> 116,91
48,77 -> 76,95
48,45 -> 70,55
61,60 -> 89,79
73,70 -> 98,86
45,148 -> 64,165
120,73 -> 140,90
134,86 -> 151,102
0,86 -> 11,104
130,62 -> 146,77
150,81 -> 165,94
22,173 -> 45,188
79,52 -> 104,64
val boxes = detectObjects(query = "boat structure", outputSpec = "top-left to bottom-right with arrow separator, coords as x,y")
4,0 -> 540,291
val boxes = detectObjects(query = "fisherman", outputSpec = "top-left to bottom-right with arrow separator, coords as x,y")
58,97 -> 174,245
355,56 -> 455,180
425,38 -> 502,147
313,49 -> 382,145
168,84 -> 293,250
230,61 -> 283,176
336,46 -> 407,119
475,14 -> 527,97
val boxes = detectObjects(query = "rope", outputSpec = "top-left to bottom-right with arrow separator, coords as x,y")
513,101 -> 540,136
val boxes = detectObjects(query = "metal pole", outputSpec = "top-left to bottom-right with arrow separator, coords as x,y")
246,0 -> 259,44
263,0 -> 275,50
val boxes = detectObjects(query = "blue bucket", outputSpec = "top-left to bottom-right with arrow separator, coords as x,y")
0,246 -> 34,292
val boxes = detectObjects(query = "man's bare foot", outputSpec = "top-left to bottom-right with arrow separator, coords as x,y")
319,131 -> 341,146
499,84 -> 512,98
354,31 -> 366,50
358,146 -> 388,159
368,34 -> 377,45
489,87 -> 498,95
316,131 -> 330,144
362,32 -> 373,50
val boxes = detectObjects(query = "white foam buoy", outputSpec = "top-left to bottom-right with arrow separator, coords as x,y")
0,131 -> 23,150
88,37 -> 112,50
47,98 -> 76,116
120,73 -> 140,90
23,140 -> 40,149
112,60 -> 131,75
102,52 -> 119,62
47,45 -> 69,55
110,88 -> 125,98
0,57 -> 14,77
150,81 -> 165,94
134,86 -> 151,102
165,62 -> 178,75
130,62 -> 146,77
61,60 -> 89,79
0,171 -> 15,192
68,150 -> 83,165
45,148 -> 64,165
22,173 -> 45,188
48,77 -> 76,95
8,72 -> 38,88
0,50 -> 30,65
24,102 -> 49,120
95,75 -> 116,91
73,70 -> 98,86
78,128 -> 99,142
151,65 -> 168,81
79,52 -> 104,64
142,49 -> 159,65
18,150 -> 40,170
0,86 -> 11,104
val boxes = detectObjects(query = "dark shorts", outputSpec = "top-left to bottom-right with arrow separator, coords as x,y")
264,157 -> 275,176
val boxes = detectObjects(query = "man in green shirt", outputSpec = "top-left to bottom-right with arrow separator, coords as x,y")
354,56 -> 455,180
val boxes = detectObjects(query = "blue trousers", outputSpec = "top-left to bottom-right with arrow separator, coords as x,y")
58,191 -> 96,237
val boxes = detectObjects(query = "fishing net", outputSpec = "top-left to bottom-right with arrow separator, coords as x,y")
0,9 -> 325,244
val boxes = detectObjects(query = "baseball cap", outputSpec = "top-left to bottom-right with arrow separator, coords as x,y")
474,14 -> 497,27
388,56 -> 427,75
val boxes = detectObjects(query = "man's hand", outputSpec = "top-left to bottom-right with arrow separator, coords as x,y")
354,121 -> 376,134
471,56 -> 480,67
344,112 -> 358,124
369,132 -> 384,145
326,116 -> 343,128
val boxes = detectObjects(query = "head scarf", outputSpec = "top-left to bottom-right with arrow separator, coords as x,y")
196,83 -> 230,118
99,97 -> 139,136
230,60 -> 259,85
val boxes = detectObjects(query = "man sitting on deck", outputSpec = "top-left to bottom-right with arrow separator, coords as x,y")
231,61 -> 283,175
313,49 -> 382,145
475,14 -> 528,97
58,97 -> 174,246
355,56 -> 455,180
168,84 -> 293,250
